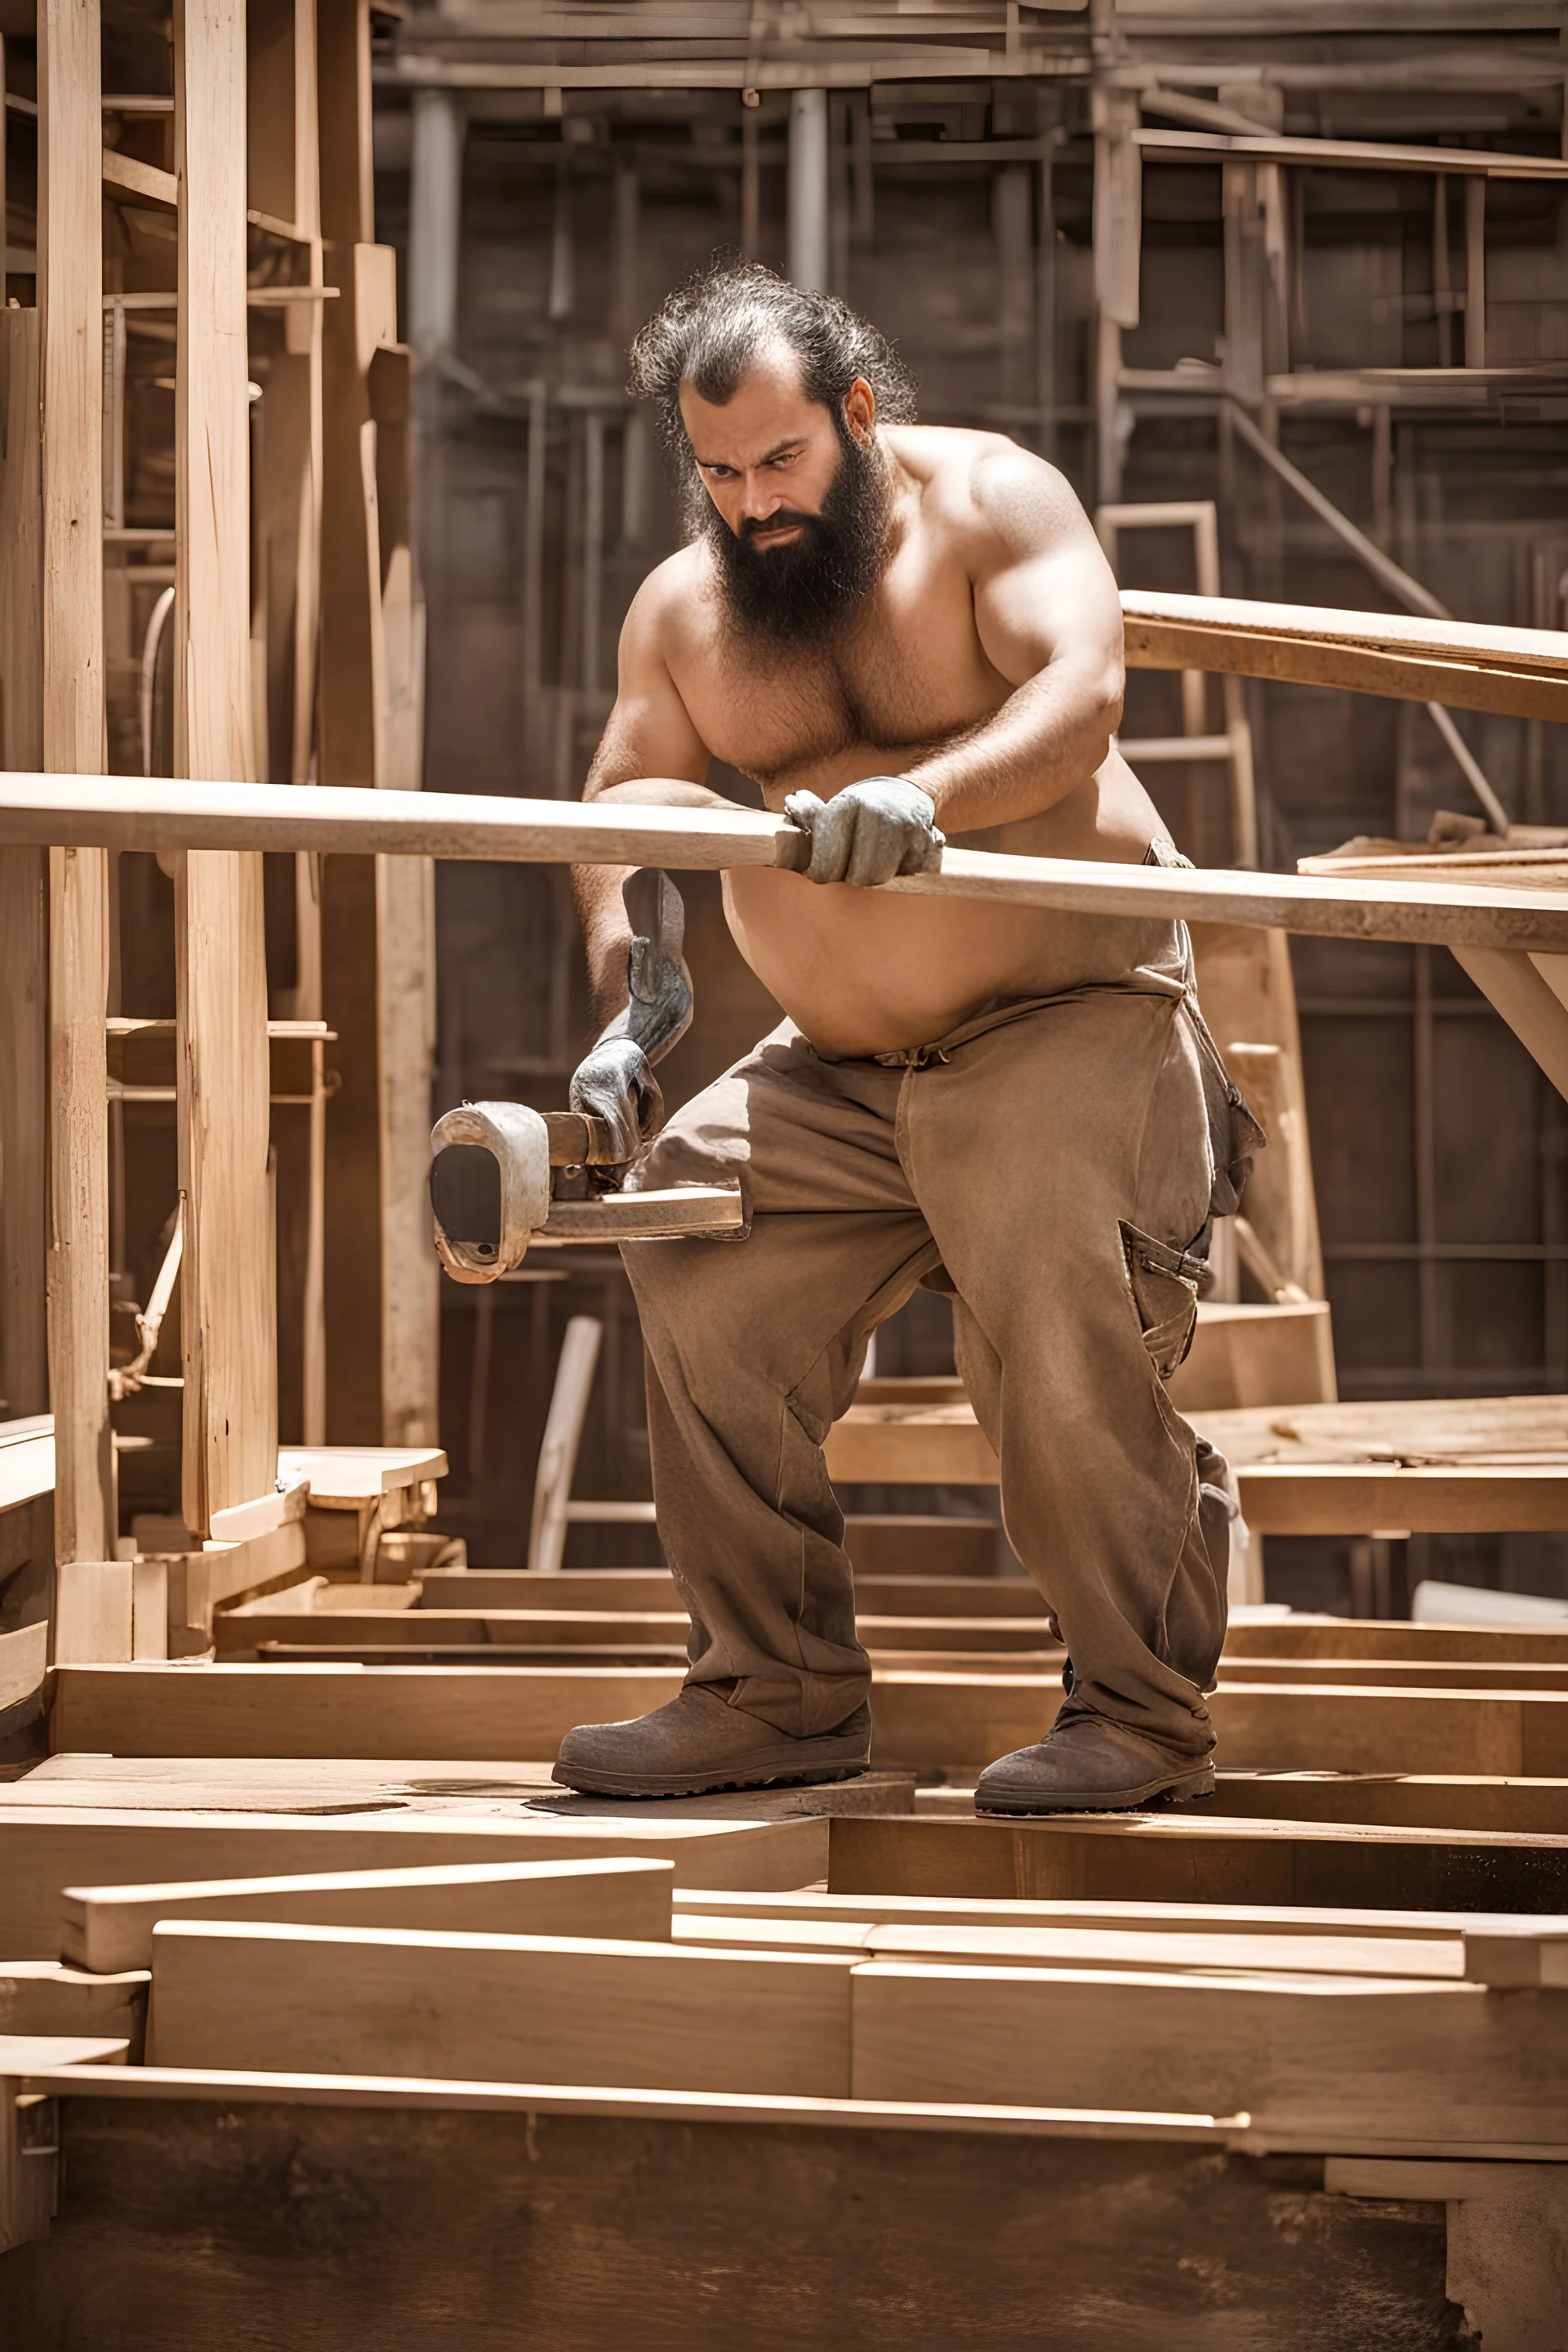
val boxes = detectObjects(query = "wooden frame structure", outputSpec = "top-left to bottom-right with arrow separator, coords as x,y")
0,0 -> 437,1665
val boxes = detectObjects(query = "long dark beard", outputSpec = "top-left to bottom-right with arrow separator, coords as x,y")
697,433 -> 893,650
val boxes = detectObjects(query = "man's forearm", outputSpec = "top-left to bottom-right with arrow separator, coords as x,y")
902,662 -> 1121,835
572,777 -> 741,1034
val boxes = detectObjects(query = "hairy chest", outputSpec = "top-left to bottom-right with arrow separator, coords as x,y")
675,559 -> 1004,791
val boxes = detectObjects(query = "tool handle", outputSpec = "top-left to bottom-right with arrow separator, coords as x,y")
543,1110 -> 621,1167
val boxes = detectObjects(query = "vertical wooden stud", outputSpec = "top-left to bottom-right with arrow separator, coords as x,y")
175,0 -> 278,1531
38,0 -> 112,1568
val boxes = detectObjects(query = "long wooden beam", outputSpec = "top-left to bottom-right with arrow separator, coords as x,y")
4,775 -> 1568,953
1120,591 -> 1568,722
38,0 -> 113,1576
1133,127 -> 1568,180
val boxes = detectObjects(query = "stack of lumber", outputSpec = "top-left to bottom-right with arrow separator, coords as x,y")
5,1550 -> 1568,2343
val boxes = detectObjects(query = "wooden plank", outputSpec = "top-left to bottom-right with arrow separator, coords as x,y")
278,1443 -> 448,1503
1209,1683 -> 1568,1775
1201,1774 -> 1568,1838
1188,922 -> 1324,1300
0,1622 -> 47,1713
0,1960 -> 146,2056
38,0 -> 110,1572
673,1886 -> 1558,1942
175,0 -> 275,1535
53,1561 -> 132,1665
827,1815 -> 1568,1914
1120,591 -> 1568,724
1166,1301 -> 1335,1414
0,310 -> 47,1432
50,1661 -> 688,1758
147,1918 -> 855,2095
0,1807 -> 826,1957
1450,944 -> 1568,1104
678,1913 -> 1466,1981
100,149 -> 177,207
849,1962 -> 1567,2145
1220,1657 -> 1568,1692
1238,1461 -> 1568,1535
4,2089 -> 1459,2351
62,1856 -> 675,1971
830,1408 -> 1568,1532
228,1608 -> 1060,1657
1132,126 -> 1568,181
1225,1617 -> 1568,1664
11,777 -> 1568,952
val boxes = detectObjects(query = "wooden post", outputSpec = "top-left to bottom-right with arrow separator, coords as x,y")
175,0 -> 278,1534
1464,176 -> 1486,370
38,0 -> 113,1569
0,302 -> 47,1426
1092,87 -> 1138,506
318,0 -> 437,1447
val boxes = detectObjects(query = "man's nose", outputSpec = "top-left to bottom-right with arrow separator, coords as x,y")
741,473 -> 784,521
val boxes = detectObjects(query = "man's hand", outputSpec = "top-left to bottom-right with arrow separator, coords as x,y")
568,1034 -> 663,1167
783,776 -> 946,888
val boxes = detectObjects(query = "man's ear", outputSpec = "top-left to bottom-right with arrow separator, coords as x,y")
843,376 -> 876,443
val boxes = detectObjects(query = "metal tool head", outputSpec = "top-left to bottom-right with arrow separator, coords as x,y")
429,1101 -> 552,1283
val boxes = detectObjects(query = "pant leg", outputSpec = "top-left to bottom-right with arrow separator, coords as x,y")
622,1028 -> 942,1736
906,989 -> 1229,1761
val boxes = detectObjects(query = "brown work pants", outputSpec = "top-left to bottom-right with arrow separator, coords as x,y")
621,968 -> 1251,1762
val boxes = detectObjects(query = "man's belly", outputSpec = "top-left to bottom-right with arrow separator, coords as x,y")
724,747 -> 1182,1058
724,869 -> 1180,1057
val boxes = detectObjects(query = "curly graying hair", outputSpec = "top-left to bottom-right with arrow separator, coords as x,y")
627,253 -> 919,456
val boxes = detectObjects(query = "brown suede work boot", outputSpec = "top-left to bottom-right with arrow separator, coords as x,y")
553,1685 -> 872,1799
974,1710 -> 1214,1815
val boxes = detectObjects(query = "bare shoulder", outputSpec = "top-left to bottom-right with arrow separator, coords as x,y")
621,541 -> 719,660
887,423 -> 1099,563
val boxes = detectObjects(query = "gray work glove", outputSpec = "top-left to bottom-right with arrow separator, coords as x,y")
783,775 -> 946,888
568,870 -> 691,1167
568,1033 -> 664,1168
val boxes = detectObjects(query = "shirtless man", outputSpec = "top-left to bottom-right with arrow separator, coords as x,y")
553,257 -> 1259,1812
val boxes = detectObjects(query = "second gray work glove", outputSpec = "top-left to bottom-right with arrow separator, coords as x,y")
783,775 -> 946,889
568,1034 -> 663,1169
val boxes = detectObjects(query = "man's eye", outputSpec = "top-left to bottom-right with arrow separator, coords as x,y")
768,453 -> 798,470
704,464 -> 736,480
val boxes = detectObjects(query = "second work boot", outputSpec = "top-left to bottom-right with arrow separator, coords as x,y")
974,1710 -> 1214,1815
552,1685 -> 871,1799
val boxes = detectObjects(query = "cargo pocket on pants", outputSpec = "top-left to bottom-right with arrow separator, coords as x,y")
1120,1220 -> 1201,1382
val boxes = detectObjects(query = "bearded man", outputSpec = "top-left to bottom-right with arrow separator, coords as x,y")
553,256 -> 1260,1814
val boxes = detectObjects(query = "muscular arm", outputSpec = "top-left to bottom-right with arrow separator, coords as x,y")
573,561 -> 737,1029
901,449 -> 1124,835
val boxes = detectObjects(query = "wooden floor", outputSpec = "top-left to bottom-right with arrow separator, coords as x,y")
5,1561 -> 1568,2344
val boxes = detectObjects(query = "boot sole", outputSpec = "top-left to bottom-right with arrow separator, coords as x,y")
975,1762 -> 1215,1816
550,1757 -> 870,1800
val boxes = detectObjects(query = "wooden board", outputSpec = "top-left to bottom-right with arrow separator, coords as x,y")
147,1918 -> 855,2096
1218,1658 -> 1568,1692
50,1661 -> 688,1759
830,1405 -> 1568,1532
1201,1775 -> 1568,1837
1120,590 -> 1568,724
216,1607 -> 1060,1657
827,1815 -> 1568,1914
675,1913 -> 1466,1980
0,1807 -> 826,1957
1223,1615 -> 1568,1664
62,1857 -> 675,1972
0,1960 -> 147,2056
849,1962 -> 1566,2146
1166,1302 -> 1336,1414
670,1886 -> 1560,1942
0,2084 -> 1457,2349
10,776 -> 1568,951
38,0 -> 113,1574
